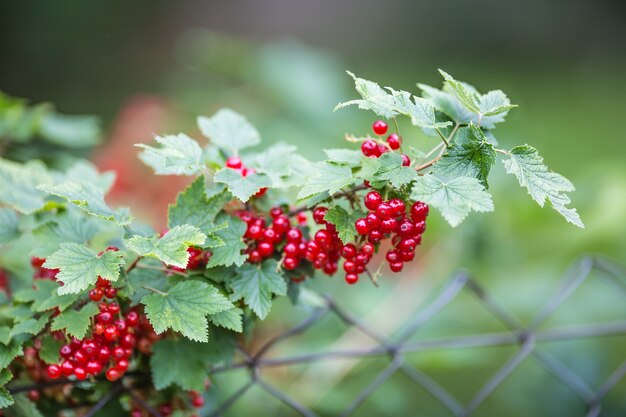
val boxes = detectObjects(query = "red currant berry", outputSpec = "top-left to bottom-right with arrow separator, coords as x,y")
343,261 -> 357,274
388,199 -> 406,217
86,361 -> 102,375
74,350 -> 88,365
386,250 -> 400,263
398,220 -> 415,237
323,262 -> 338,275
113,346 -> 125,360
61,360 -> 74,376
314,229 -> 332,248
411,201 -> 429,222
286,228 -> 302,242
341,244 -> 357,259
159,404 -> 173,417
115,319 -> 127,333
107,302 -> 120,315
401,251 -> 415,262
376,203 -> 392,219
27,389 -> 40,402
380,218 -> 398,234
225,156 -> 242,169
74,367 -> 88,380
345,274 -> 359,285
272,216 -> 290,234
131,409 -> 143,417
106,368 -> 122,382
413,220 -> 426,234
398,238 -> 417,253
258,242 -> 274,257
47,364 -> 61,379
192,395 -> 205,408
378,144 -> 389,155
245,224 -> 263,240
81,340 -> 97,357
269,207 -> 283,218
387,133 -> 401,150
262,228 -> 277,242
104,287 -> 117,299
283,242 -> 299,257
401,154 -> 411,166
372,120 -> 388,135
390,262 -> 404,272
126,311 -> 139,327
60,344 -> 73,359
355,218 -> 369,235
98,346 -> 111,362
104,325 -> 119,342
313,207 -> 328,224
115,359 -> 129,372
89,288 -> 104,302
248,250 -> 262,263
297,212 -> 308,225
368,230 -> 383,243
283,257 -> 299,270
364,191 -> 383,211
355,253 -> 370,266
361,139 -> 379,157
361,243 -> 375,255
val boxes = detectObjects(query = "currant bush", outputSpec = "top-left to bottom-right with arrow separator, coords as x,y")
0,69 -> 582,415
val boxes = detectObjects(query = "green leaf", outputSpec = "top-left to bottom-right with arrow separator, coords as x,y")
479,89 -> 517,116
252,143 -> 313,188
323,149 -> 362,166
43,243 -> 125,294
0,341 -> 23,370
38,336 -> 63,365
137,133 -> 204,176
297,162 -> 353,201
40,113 -> 101,148
142,280 -> 234,342
206,214 -> 247,268
150,338 -> 211,391
31,208 -> 106,258
0,159 -> 51,214
0,328 -> 9,345
14,280 -> 77,313
208,308 -> 243,333
10,313 -> 51,338
0,369 -> 13,408
0,209 -> 19,244
439,69 -> 481,113
50,303 -> 99,339
335,71 -> 400,118
168,176 -> 229,236
372,152 -> 418,188
324,205 -> 365,245
198,108 -> 261,152
38,181 -> 132,225
214,168 -> 271,203
503,145 -> 583,228
126,225 -> 206,268
63,161 -> 115,193
411,175 -> 494,227
229,259 -> 287,319
433,124 -> 496,187
126,264 -> 168,305
7,393 -> 43,416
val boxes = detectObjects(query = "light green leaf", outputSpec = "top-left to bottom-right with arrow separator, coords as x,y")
38,181 -> 132,225
0,158 -> 51,214
372,152 -> 418,188
208,307 -> 243,333
38,336 -> 63,365
324,205 -> 365,245
433,124 -> 496,187
0,341 -> 23,370
50,303 -> 99,339
0,209 -> 19,244
335,71 -> 399,118
252,143 -> 314,188
0,328 -> 9,345
142,280 -> 234,342
229,259 -> 287,319
411,175 -> 494,227
40,113 -> 101,148
43,243 -> 125,294
126,225 -> 206,268
137,133 -> 204,176
167,177 -> 229,236
479,89 -> 517,116
297,162 -> 354,201
198,108 -> 261,152
150,338 -> 211,391
503,145 -> 583,228
14,280 -> 78,312
323,149 -> 363,166
214,168 -> 271,202
10,313 -> 51,338
206,214 -> 248,268
63,160 -> 115,193
439,69 -> 481,113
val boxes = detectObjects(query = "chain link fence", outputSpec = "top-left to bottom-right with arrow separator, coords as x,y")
8,256 -> 626,416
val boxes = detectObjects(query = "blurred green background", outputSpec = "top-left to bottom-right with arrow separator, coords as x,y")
1,0 -> 625,415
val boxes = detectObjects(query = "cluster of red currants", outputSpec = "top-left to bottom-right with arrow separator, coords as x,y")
225,156 -> 267,197
302,207 -> 342,276
30,256 -> 59,280
355,191 -> 429,273
172,246 -> 211,272
361,120 -> 410,166
46,277 -> 147,382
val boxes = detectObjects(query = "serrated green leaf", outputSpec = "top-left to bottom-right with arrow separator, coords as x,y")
0,341 -> 23,370
167,176 -> 229,235
10,313 -> 51,338
503,145 -> 583,228
411,175 -> 494,227
323,149 -> 362,166
439,69 -> 481,113
38,336 -> 63,365
198,108 -> 261,152
50,303 -> 98,339
43,243 -> 125,294
38,181 -> 132,225
297,162 -> 353,201
335,71 -> 398,118
208,307 -> 243,333
142,280 -> 234,342
0,158 -> 51,214
324,205 -> 365,245
433,124 -> 496,187
214,168 -> 271,202
229,259 -> 287,319
479,89 -> 517,116
31,208 -> 106,257
13,279 -> 77,312
126,225 -> 206,268
7,393 -> 43,416
251,143 -> 312,188
126,264 -> 168,305
357,156 -> 381,181
206,214 -> 247,268
372,153 -> 418,188
0,386 -> 12,409
0,209 -> 19,244
63,161 -> 115,193
150,338 -> 211,391
137,133 -> 204,176
0,328 -> 9,345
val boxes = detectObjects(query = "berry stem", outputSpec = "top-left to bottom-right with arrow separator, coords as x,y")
142,286 -> 167,296
364,267 -> 379,287
435,128 -> 450,147
125,256 -> 142,274
136,264 -> 186,276
392,117 -> 400,135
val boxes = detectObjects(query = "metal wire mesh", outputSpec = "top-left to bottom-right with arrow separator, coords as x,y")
8,256 -> 626,417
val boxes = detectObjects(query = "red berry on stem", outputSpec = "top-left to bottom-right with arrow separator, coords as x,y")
47,364 -> 61,379
354,219 -> 369,235
386,250 -> 401,263
192,395 -> 205,408
74,367 -> 88,380
314,229 -> 332,248
86,361 -> 102,375
390,262 -> 404,273
225,156 -> 242,169
248,250 -> 262,263
376,203 -> 392,219
413,220 -> 426,234
368,230 -> 383,243
361,243 -> 375,255
313,207 -> 328,224
108,302 -> 120,315
106,368 -> 121,382
401,154 -> 411,166
126,311 -> 139,327
61,360 -> 74,376
380,218 -> 398,234
89,288 -> 104,302
104,325 -> 119,341
411,201 -> 429,222
104,287 -> 117,299
372,120 -> 388,135
398,220 -> 415,237
283,257 -> 299,270
345,274 -> 359,285
258,242 -> 274,257
387,133 -> 401,150
363,191 -> 382,211
286,227 -> 302,242
388,199 -> 406,217
398,238 -> 417,253
269,207 -> 283,218
341,244 -> 357,259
